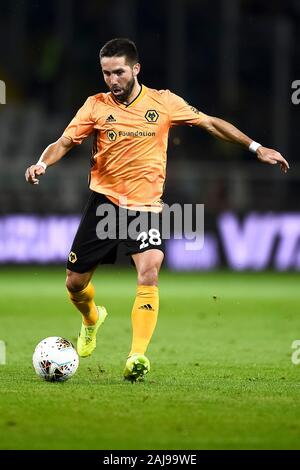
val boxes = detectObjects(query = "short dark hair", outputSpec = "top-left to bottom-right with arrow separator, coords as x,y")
99,38 -> 139,65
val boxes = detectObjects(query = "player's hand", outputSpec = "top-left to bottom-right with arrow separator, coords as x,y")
256,146 -> 290,174
25,164 -> 46,185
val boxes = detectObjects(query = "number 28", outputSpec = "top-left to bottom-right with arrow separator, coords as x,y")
137,229 -> 162,249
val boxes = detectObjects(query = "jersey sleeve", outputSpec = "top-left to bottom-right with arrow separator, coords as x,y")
62,96 -> 96,144
166,90 -> 208,127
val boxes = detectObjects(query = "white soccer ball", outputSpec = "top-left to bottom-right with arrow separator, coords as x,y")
32,336 -> 79,382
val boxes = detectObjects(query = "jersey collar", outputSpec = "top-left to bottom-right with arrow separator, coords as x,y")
110,84 -> 147,108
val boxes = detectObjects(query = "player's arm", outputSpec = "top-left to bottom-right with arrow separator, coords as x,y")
199,116 -> 290,173
25,96 -> 96,185
25,136 -> 75,185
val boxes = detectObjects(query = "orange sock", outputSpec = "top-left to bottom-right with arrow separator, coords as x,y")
67,282 -> 98,326
129,285 -> 159,356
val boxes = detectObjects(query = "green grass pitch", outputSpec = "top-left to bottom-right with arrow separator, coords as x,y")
0,267 -> 300,450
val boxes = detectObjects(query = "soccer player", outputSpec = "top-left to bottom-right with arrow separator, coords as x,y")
25,38 -> 289,382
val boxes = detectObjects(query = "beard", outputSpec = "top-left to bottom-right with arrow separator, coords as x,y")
110,77 -> 135,103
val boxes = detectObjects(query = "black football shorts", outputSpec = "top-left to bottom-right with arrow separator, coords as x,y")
67,191 -> 165,273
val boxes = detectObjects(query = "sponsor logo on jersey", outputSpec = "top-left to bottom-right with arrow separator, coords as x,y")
189,105 -> 201,115
119,130 -> 156,138
106,114 -> 116,122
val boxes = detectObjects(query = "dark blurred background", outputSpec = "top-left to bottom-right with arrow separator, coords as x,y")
0,0 -> 299,269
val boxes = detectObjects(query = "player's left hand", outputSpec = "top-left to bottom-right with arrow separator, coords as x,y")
256,146 -> 290,174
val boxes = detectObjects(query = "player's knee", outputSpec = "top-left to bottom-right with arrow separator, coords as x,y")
66,270 -> 88,293
137,266 -> 159,286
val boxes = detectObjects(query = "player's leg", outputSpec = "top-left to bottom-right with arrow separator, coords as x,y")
66,268 -> 98,326
124,249 -> 164,381
66,268 -> 108,358
65,192 -> 118,357
130,249 -> 163,355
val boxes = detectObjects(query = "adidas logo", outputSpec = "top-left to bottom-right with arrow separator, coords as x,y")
138,304 -> 154,311
106,114 -> 116,122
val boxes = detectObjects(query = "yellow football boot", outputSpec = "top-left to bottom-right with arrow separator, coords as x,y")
123,354 -> 150,382
77,306 -> 107,358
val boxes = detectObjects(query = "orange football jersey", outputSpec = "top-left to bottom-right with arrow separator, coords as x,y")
63,85 -> 207,211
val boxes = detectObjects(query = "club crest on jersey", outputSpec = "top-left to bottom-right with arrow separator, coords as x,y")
107,129 -> 117,141
145,109 -> 159,123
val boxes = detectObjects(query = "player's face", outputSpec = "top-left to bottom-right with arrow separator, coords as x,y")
101,56 -> 140,102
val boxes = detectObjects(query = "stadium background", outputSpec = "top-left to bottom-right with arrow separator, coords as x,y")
1,0 -> 300,270
1,0 -> 300,452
